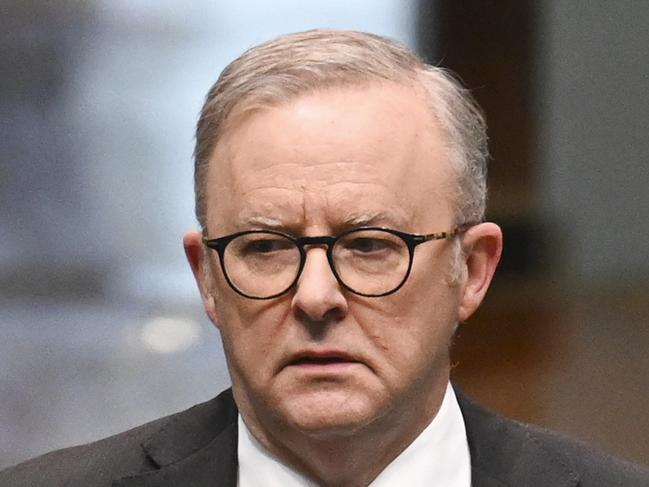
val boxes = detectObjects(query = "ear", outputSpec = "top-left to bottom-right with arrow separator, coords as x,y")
457,222 -> 502,322
183,230 -> 220,327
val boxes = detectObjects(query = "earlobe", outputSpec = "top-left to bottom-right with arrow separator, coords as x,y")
203,294 -> 219,326
457,223 -> 502,322
183,230 -> 221,327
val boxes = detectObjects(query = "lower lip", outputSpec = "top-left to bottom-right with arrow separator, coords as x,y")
289,361 -> 360,371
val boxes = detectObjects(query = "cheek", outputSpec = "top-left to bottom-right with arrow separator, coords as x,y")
359,270 -> 459,369
212,287 -> 290,376
406,246 -> 462,319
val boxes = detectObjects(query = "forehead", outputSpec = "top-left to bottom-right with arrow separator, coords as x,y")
205,82 -> 455,232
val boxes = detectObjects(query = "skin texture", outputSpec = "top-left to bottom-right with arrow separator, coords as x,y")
184,81 -> 502,487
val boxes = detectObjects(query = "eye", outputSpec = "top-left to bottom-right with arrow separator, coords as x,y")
344,237 -> 393,253
241,237 -> 293,255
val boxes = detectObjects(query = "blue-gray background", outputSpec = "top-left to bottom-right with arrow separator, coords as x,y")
2,0 -> 648,469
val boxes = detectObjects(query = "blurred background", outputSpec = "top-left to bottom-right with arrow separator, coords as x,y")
1,0 -> 648,469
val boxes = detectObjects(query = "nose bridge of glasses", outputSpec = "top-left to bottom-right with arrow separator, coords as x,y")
294,235 -> 337,250
295,235 -> 339,282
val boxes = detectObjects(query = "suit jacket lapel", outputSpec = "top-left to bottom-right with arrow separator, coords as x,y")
113,386 -> 584,487
456,388 -> 580,487
113,422 -> 238,487
470,468 -> 509,487
113,390 -> 239,487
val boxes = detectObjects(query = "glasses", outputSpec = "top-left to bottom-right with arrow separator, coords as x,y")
203,226 -> 464,300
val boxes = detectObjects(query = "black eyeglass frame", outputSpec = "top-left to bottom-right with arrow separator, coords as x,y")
203,226 -> 468,300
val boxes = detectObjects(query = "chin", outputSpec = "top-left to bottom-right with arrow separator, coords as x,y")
275,386 -> 387,439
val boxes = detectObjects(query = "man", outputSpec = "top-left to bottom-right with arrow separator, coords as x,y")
1,29 -> 647,487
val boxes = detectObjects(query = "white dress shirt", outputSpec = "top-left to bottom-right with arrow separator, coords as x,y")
237,383 -> 471,487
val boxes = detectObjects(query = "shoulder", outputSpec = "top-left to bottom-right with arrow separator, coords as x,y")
455,388 -> 649,487
0,419 -> 158,487
0,389 -> 237,487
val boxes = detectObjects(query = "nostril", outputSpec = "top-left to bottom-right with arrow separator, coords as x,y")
293,302 -> 346,325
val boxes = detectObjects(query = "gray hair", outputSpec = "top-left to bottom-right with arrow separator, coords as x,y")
194,29 -> 488,230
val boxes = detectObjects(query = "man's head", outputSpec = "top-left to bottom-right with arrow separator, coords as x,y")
193,29 -> 489,231
183,29 -> 501,474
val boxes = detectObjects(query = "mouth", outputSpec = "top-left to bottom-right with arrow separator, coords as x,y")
286,351 -> 361,368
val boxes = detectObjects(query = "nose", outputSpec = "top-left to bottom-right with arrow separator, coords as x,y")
291,247 -> 348,324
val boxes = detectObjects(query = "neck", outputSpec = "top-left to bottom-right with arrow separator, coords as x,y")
239,383 -> 448,487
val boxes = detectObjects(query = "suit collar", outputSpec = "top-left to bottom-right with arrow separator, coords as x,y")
113,389 -> 238,487
455,388 -> 580,487
113,387 -> 582,487
470,469 -> 510,487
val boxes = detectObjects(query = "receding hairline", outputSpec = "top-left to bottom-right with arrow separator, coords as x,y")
194,29 -> 488,230
198,67 -> 424,164
217,75 -> 432,145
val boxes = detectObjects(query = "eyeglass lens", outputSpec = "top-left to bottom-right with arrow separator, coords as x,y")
221,229 -> 411,298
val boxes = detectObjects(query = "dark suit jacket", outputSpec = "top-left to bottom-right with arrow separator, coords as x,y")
1,388 -> 647,486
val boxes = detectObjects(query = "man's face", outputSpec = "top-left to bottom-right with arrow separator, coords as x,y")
196,81 -> 473,440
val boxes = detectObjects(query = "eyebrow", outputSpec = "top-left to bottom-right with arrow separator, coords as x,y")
239,215 -> 289,230
236,211 -> 409,234
343,211 -> 408,229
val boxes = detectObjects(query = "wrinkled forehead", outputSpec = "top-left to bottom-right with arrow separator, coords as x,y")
204,82 -> 458,232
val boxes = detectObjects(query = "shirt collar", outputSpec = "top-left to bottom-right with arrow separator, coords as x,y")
237,383 -> 471,487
